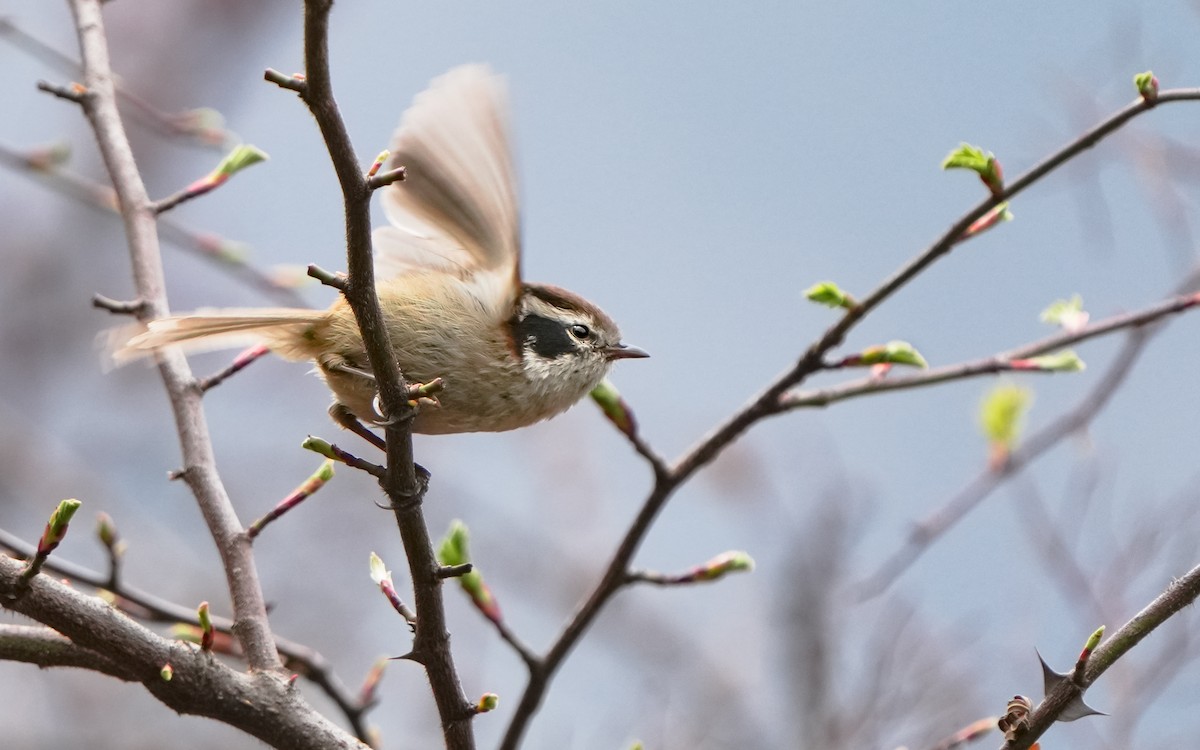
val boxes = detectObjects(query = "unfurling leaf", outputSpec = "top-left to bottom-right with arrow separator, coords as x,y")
856,340 -> 928,369
803,280 -> 856,309
438,521 -> 502,624
942,142 -> 1004,195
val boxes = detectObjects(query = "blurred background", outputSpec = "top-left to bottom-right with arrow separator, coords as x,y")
3,1 -> 1200,748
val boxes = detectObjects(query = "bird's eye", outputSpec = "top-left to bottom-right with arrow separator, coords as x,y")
569,324 -> 591,340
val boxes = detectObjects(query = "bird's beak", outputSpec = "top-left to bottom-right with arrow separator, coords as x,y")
604,343 -> 650,361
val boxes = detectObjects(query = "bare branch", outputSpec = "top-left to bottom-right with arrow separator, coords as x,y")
0,556 -> 364,749
0,141 -> 309,307
284,1 -> 474,745
0,524 -> 373,742
0,624 -> 138,681
1,17 -> 235,149
92,293 -> 147,315
63,0 -> 279,672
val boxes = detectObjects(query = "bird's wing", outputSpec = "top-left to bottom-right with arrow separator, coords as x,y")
374,65 -> 521,319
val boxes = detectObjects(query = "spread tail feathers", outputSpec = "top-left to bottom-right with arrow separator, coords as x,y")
109,308 -> 325,365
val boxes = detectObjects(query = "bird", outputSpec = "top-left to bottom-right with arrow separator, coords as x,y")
115,65 -> 647,435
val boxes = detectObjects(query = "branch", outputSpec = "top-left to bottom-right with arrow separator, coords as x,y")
499,86 -> 1200,748
856,267 -> 1200,599
0,17 -> 235,150
64,0 -> 279,673
781,288 -> 1200,410
288,2 -> 473,746
0,623 -> 138,681
0,556 -> 364,749
1004,559 -> 1200,749
0,524 -> 373,742
0,140 -> 308,307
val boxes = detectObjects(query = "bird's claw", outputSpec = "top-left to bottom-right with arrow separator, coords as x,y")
371,378 -> 445,424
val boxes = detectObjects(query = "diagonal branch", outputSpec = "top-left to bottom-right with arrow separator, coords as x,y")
1004,557 -> 1200,749
498,86 -> 1200,749
855,266 -> 1200,599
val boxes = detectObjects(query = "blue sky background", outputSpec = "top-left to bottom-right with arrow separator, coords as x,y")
3,2 -> 1200,748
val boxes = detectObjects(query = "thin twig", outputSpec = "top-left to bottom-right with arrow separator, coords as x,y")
853,328 -> 1152,601
780,289 -> 1200,410
1,17 -> 235,149
855,267 -> 1200,600
196,344 -> 270,393
0,141 -> 309,307
36,79 -> 87,103
92,293 -> 146,315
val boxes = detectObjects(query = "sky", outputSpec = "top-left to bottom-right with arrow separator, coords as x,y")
2,2 -> 1200,748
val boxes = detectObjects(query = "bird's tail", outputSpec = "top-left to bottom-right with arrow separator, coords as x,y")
108,308 -> 326,366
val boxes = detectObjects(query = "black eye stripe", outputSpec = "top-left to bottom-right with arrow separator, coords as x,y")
516,313 -> 576,359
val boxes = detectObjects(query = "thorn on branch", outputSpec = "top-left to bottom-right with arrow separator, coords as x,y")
92,293 -> 147,316
307,264 -> 347,291
437,563 -> 474,579
367,166 -> 406,191
36,79 -> 89,104
264,68 -> 307,94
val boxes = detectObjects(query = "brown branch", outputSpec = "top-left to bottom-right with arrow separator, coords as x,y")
37,79 -> 88,103
287,2 -> 474,746
0,623 -> 139,681
0,556 -> 364,749
0,524 -> 373,742
64,0 -> 279,672
92,293 -> 147,315
498,86 -> 1200,749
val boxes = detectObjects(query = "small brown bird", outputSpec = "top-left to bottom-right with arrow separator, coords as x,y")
117,66 -> 647,434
